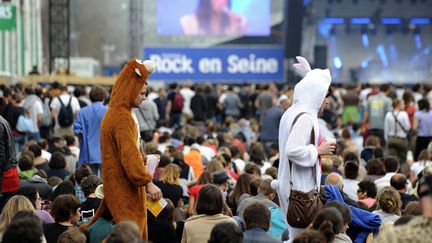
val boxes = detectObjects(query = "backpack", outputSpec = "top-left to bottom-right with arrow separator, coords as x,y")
57,97 -> 74,127
172,92 -> 184,112
41,98 -> 53,127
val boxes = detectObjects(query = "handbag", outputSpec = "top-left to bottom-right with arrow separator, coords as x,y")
16,115 -> 34,133
286,112 -> 323,228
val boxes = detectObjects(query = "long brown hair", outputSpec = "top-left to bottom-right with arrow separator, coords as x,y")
229,173 -> 252,204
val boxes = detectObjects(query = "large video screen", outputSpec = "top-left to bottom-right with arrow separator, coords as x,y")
156,0 -> 271,36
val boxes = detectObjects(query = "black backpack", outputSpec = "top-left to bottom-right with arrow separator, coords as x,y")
57,97 -> 74,127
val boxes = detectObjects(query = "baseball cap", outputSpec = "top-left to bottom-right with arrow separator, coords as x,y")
212,170 -> 230,185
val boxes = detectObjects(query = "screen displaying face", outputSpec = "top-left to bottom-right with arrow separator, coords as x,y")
156,0 -> 271,36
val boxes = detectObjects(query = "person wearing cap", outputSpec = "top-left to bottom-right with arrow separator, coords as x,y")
271,56 -> 335,238
212,170 -> 230,201
375,175 -> 432,242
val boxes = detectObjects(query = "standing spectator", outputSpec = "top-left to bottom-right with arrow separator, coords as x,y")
0,115 -> 19,210
255,84 -> 276,126
363,84 -> 392,146
410,150 -> 432,179
133,99 -> 159,141
180,81 -> 195,118
153,88 -> 167,123
260,99 -> 290,154
413,98 -> 432,160
5,93 -> 27,151
384,99 -> 411,164
390,174 -> 418,210
273,57 -> 334,238
50,84 -> 81,137
166,83 -> 184,128
357,180 -> 377,209
21,87 -> 44,141
73,85 -> 108,175
403,91 -> 416,126
204,84 -> 218,121
223,86 -> 242,119
73,86 -> 91,108
243,202 -> 280,243
238,83 -> 253,119
43,194 -> 81,243
190,85 -> 207,122
181,184 -> 236,243
342,85 -> 360,125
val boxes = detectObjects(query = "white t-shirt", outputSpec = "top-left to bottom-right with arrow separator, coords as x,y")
180,88 -> 195,115
50,94 -> 81,129
411,160 -> 432,176
343,179 -> 359,201
28,100 -> 43,132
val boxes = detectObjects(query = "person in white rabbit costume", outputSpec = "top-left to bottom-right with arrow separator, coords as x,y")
271,56 -> 336,240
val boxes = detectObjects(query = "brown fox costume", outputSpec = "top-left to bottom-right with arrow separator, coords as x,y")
81,59 -> 156,239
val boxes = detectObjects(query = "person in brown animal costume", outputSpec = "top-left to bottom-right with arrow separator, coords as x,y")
81,59 -> 162,240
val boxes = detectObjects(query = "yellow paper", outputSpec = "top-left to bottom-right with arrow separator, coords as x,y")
146,198 -> 168,217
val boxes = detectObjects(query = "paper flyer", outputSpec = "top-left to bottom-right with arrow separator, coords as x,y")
147,198 -> 168,217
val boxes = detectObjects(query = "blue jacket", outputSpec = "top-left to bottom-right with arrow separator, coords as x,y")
325,185 -> 381,243
73,102 -> 107,166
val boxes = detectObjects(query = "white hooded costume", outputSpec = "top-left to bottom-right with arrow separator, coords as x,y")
271,56 -> 332,240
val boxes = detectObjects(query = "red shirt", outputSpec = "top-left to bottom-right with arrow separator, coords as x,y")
188,184 -> 206,199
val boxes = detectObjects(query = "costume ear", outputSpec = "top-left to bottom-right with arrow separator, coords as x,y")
135,68 -> 142,77
142,60 -> 155,73
293,56 -> 312,76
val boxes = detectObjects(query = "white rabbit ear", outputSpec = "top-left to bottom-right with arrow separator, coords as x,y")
296,56 -> 312,71
292,56 -> 312,77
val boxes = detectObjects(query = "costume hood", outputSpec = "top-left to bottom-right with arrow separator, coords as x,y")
292,56 -> 332,114
109,59 -> 155,109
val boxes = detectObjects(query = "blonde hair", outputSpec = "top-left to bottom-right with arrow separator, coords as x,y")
0,195 -> 35,233
376,186 -> 402,215
160,164 -> 181,185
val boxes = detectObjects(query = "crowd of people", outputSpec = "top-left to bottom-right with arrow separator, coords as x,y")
0,72 -> 432,243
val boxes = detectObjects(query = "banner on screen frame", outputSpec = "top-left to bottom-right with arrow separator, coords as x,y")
143,47 -> 284,82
